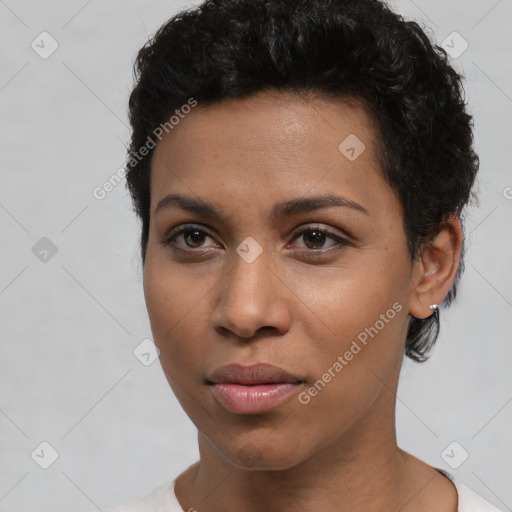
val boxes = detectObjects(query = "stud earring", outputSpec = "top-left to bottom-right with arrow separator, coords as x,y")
429,304 -> 439,329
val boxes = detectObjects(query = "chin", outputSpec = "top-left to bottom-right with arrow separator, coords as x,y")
212,435 -> 309,471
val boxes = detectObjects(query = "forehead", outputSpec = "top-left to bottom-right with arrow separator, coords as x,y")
153,90 -> 378,162
149,89 -> 392,219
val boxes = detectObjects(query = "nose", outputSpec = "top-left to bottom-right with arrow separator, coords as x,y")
211,247 -> 292,341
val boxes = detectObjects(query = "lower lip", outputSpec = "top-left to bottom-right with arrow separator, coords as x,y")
210,383 -> 302,414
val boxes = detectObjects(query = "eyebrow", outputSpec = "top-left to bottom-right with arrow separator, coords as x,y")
154,193 -> 370,220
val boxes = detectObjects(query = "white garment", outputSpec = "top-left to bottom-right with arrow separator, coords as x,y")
101,473 -> 505,512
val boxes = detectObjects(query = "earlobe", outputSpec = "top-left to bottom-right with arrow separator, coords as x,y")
409,214 -> 463,319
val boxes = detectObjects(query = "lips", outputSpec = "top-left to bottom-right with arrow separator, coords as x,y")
206,363 -> 305,414
206,363 -> 303,386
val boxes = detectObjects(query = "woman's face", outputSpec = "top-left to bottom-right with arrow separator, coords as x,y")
143,90 -> 419,469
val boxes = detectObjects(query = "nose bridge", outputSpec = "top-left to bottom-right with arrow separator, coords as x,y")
227,243 -> 274,312
213,242 -> 288,338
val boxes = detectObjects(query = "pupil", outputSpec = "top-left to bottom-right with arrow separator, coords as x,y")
187,230 -> 204,246
306,230 -> 325,248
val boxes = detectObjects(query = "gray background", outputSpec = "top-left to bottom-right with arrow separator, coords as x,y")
0,0 -> 510,510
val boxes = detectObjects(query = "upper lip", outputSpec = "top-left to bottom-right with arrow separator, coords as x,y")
206,363 -> 304,385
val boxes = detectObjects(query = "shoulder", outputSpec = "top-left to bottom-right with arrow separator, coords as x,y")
452,478 -> 505,512
101,480 -> 183,512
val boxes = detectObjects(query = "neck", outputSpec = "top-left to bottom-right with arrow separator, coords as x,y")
176,394 -> 437,511
197,424 -> 406,511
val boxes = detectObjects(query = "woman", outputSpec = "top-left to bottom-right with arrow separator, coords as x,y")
105,0 -> 503,510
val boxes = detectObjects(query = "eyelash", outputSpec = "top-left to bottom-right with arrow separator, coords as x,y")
162,223 -> 352,255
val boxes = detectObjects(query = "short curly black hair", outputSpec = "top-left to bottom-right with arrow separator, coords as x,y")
125,0 -> 479,363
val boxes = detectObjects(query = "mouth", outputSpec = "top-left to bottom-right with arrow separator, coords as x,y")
205,363 -> 305,414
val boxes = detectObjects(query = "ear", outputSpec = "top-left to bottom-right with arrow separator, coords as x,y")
409,214 -> 463,319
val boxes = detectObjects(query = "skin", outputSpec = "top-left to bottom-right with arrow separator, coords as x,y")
143,89 -> 463,512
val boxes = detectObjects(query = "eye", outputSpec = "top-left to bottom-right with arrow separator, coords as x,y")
163,224 -> 217,250
162,223 -> 352,254
290,225 -> 351,252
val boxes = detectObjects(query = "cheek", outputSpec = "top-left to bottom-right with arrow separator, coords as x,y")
142,258 -> 228,394
143,262 -> 202,359
294,258 -> 408,395
143,268 -> 206,412
293,254 -> 406,333
293,300 -> 407,447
